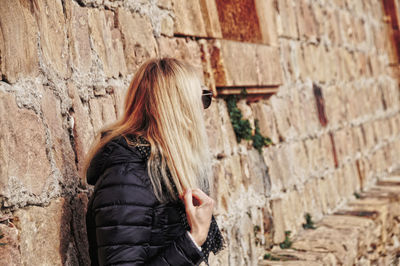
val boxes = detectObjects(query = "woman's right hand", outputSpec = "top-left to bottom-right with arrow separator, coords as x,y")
182,188 -> 215,247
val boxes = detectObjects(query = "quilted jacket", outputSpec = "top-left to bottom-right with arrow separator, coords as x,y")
85,134 -> 205,265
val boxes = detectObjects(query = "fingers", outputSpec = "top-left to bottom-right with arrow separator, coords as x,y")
183,188 -> 194,211
191,188 -> 214,206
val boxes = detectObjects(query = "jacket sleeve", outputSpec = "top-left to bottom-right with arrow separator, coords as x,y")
91,165 -> 204,266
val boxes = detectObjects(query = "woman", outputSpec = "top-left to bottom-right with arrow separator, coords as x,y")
84,58 -> 225,266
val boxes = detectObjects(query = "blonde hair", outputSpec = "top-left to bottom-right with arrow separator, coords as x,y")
83,58 -> 212,203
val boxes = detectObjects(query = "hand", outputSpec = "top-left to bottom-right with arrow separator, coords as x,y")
181,188 -> 215,247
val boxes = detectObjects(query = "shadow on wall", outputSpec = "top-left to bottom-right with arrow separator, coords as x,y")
60,193 -> 91,265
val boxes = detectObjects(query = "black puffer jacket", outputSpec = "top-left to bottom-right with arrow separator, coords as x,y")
85,135 -> 205,265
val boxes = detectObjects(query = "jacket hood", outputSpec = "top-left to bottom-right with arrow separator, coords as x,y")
86,134 -> 149,186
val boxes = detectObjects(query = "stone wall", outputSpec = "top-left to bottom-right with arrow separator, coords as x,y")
0,0 -> 399,265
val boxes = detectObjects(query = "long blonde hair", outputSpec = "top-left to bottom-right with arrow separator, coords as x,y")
83,58 -> 212,203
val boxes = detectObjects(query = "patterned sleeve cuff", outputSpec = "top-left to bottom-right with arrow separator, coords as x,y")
186,231 -> 202,251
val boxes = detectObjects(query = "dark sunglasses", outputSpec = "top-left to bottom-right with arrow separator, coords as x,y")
202,89 -> 213,109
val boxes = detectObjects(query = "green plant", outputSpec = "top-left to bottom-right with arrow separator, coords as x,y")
302,213 -> 316,229
225,92 -> 273,153
226,95 -> 252,142
263,253 -> 281,261
354,192 -> 361,199
279,230 -> 292,249
252,119 -> 272,153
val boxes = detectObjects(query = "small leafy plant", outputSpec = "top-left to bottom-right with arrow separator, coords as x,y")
353,192 -> 361,199
226,91 -> 273,153
302,213 -> 316,229
263,253 -> 281,261
279,230 -> 292,249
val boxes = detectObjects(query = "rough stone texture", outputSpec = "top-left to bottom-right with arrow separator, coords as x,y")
0,0 -> 400,265
0,91 -> 51,198
259,177 -> 400,265
117,8 -> 158,74
0,223 -> 21,265
87,9 -> 126,78
34,0 -> 70,79
13,197 -> 72,266
172,0 -> 207,37
208,39 -> 283,87
0,0 -> 39,83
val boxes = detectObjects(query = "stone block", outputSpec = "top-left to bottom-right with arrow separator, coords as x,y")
270,96 -> 292,141
41,89 -> 77,183
291,226 -> 359,265
14,197 -> 72,266
324,172 -> 341,210
210,160 -> 228,215
291,141 -> 309,183
215,0 -> 263,43
160,14 -> 174,37
239,147 -> 270,195
172,0 -> 207,37
116,8 -> 158,73
198,39 -> 217,93
302,178 -> 323,220
0,91 -> 51,198
204,98 -> 224,157
199,0 -> 223,38
68,82 -> 94,174
172,0 -> 222,38
157,37 -> 204,81
295,0 -> 317,41
65,0 -> 92,74
0,0 -> 39,83
88,8 -> 127,78
254,0 -> 279,46
0,223 -> 21,265
276,0 -> 298,39
304,137 -> 321,175
270,197 -> 286,243
217,99 -> 238,156
324,85 -> 346,127
89,95 -> 117,135
250,101 -> 279,145
207,39 -> 282,87
262,146 -> 284,194
34,0 -> 70,78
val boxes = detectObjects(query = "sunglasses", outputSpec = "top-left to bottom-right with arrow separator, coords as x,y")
202,89 -> 213,109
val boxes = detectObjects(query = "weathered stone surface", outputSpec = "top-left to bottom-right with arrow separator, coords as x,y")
208,39 -> 283,87
34,0 -> 69,78
172,0 -> 206,37
204,99 -> 224,157
89,95 -> 117,137
157,37 -> 204,81
0,0 -> 39,83
0,91 -> 51,197
0,223 -> 21,265
199,0 -> 223,38
41,89 -> 77,182
254,0 -> 279,46
215,0 -> 263,43
117,8 -> 158,73
68,82 -> 94,175
295,0 -> 317,41
250,101 -> 279,145
88,8 -> 127,78
14,197 -> 72,266
276,0 -> 298,39
66,0 -> 92,74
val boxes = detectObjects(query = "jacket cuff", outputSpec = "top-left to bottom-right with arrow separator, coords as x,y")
176,231 -> 204,265
186,231 -> 202,251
